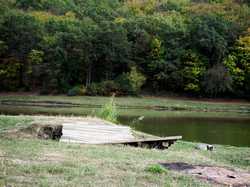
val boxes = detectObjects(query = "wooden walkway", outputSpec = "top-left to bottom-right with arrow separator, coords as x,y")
60,121 -> 134,144
106,136 -> 182,149
60,120 -> 182,149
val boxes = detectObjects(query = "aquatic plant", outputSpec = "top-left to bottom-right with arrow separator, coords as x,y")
97,95 -> 118,123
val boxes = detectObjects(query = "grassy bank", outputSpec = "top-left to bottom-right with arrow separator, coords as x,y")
0,115 -> 250,187
0,95 -> 250,118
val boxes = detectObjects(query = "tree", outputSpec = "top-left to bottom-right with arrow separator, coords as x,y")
93,22 -> 131,82
0,10 -> 43,89
180,51 -> 206,94
190,15 -> 230,65
116,66 -> 146,95
0,0 -> 249,97
224,28 -> 250,96
0,40 -> 7,55
202,65 -> 232,97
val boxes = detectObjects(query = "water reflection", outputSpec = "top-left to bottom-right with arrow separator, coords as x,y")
119,116 -> 250,147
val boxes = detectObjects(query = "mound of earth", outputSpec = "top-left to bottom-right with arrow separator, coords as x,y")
2,123 -> 62,140
162,162 -> 250,186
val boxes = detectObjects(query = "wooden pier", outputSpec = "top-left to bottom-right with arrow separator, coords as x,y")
106,136 -> 182,149
60,120 -> 181,149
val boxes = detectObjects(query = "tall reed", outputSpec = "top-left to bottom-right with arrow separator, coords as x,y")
97,95 -> 118,123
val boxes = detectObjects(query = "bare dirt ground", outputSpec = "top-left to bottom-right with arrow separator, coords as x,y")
1,115 -> 250,186
163,162 -> 250,186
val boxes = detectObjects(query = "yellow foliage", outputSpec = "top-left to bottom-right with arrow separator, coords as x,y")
150,37 -> 163,60
30,11 -> 76,22
126,0 -> 159,14
114,17 -> 127,24
65,11 -> 76,19
186,2 -> 226,15
186,0 -> 249,25
237,28 -> 250,53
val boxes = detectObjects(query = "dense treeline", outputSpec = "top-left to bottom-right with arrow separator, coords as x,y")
0,0 -> 249,97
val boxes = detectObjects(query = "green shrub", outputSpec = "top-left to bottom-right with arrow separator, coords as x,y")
87,81 -> 120,96
86,83 -> 104,96
146,164 -> 167,174
115,74 -> 132,95
116,67 -> 146,95
202,65 -> 232,97
101,80 -> 120,96
159,0 -> 190,11
97,95 -> 118,123
184,83 -> 200,93
67,85 -> 86,96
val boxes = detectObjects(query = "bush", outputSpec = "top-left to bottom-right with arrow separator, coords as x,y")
202,65 -> 232,97
158,0 -> 190,12
86,83 -> 103,96
184,83 -> 200,93
87,81 -> 120,96
116,67 -> 146,95
67,85 -> 86,96
97,95 -> 118,123
146,164 -> 167,174
115,74 -> 133,95
101,81 -> 120,96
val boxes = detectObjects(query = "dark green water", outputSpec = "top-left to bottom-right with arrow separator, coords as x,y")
119,116 -> 250,147
1,100 -> 250,147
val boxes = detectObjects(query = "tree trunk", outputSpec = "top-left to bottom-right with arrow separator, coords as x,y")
86,63 -> 92,87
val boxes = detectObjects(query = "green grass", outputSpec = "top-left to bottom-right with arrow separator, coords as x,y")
0,95 -> 249,118
0,115 -> 250,186
146,164 -> 167,174
0,115 -> 32,132
97,95 -> 118,123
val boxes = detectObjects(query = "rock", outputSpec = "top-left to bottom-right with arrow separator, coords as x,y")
196,144 -> 214,151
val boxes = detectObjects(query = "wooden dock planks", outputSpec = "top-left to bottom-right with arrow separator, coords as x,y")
60,122 -> 135,144
106,136 -> 182,149
60,120 -> 182,149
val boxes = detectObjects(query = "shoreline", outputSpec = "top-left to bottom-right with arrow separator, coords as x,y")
0,92 -> 249,104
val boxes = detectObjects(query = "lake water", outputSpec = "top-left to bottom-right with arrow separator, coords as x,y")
1,99 -> 250,147
119,116 -> 250,147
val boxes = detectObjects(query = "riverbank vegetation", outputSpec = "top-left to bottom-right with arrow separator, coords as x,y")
97,95 -> 118,123
0,0 -> 249,98
0,115 -> 250,186
0,95 -> 250,118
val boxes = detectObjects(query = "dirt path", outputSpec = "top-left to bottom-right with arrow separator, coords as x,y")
163,162 -> 250,186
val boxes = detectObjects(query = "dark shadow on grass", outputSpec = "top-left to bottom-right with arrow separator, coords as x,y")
160,162 -> 195,171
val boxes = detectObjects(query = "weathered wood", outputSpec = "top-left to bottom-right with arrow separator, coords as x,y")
60,121 -> 182,149
105,136 -> 182,149
60,122 -> 135,144
107,136 -> 182,143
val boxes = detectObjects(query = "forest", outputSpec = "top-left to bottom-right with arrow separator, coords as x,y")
0,0 -> 249,98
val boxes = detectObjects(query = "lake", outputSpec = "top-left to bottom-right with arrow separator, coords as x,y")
1,97 -> 250,147
119,115 -> 250,147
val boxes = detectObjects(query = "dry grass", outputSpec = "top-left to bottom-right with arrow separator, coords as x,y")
0,95 -> 249,118
0,115 -> 250,187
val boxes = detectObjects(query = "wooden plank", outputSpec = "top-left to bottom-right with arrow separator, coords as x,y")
60,122 -> 135,144
60,121 -> 182,149
106,136 -> 182,144
105,136 -> 182,149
